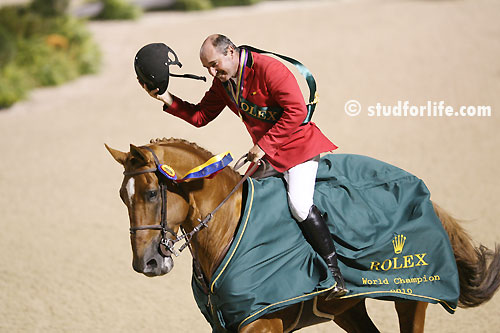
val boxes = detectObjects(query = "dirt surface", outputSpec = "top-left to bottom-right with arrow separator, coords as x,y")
1,0 -> 499,331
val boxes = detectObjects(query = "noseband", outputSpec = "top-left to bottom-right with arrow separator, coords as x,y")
123,146 -> 259,258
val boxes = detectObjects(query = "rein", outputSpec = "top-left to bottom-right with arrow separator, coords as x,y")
124,146 -> 258,258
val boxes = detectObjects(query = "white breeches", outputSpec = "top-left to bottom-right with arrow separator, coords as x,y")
283,155 -> 320,221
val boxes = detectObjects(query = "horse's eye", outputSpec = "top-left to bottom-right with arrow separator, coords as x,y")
147,190 -> 158,201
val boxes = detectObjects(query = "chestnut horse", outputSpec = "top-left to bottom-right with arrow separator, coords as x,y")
106,138 -> 500,332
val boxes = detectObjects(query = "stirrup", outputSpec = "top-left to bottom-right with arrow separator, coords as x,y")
326,283 -> 348,300
325,277 -> 348,300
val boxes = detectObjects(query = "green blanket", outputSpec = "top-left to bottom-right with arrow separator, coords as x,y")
192,154 -> 459,332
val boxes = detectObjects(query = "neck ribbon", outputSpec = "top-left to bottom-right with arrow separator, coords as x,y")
158,151 -> 233,182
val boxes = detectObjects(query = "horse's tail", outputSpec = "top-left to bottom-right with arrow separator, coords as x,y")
433,202 -> 500,308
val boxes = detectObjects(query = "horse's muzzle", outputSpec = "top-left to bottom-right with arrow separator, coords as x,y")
138,255 -> 174,277
133,240 -> 174,276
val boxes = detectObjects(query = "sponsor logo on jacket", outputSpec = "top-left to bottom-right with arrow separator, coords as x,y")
240,98 -> 283,123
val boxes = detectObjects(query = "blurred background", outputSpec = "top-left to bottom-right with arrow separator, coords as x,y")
1,0 -> 499,332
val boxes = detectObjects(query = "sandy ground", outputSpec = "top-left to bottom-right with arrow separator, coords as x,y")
1,0 -> 500,331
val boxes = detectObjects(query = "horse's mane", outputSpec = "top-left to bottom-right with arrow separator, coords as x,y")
150,137 -> 214,160
149,137 -> 241,178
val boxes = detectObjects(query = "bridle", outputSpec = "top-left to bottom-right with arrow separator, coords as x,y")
123,146 -> 258,258
124,146 -> 183,257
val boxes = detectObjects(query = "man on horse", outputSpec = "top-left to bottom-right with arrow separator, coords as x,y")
138,34 -> 347,298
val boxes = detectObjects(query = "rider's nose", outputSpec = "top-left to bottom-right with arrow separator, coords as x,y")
209,67 -> 216,77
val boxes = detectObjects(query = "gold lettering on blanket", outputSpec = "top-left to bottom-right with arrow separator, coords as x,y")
361,274 -> 441,293
369,234 -> 429,271
369,254 -> 429,271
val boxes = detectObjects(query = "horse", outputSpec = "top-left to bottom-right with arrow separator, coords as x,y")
105,138 -> 500,332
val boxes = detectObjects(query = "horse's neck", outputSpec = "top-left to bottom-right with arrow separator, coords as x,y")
184,170 -> 243,280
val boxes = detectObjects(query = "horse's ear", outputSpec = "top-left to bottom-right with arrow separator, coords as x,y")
130,144 -> 149,165
105,144 -> 127,165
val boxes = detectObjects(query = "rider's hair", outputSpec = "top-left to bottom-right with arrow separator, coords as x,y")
212,34 -> 239,56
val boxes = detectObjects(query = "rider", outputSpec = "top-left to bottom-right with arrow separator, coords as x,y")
139,34 -> 347,298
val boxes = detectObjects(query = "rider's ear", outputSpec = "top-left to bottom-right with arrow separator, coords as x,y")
105,144 -> 127,165
129,144 -> 149,166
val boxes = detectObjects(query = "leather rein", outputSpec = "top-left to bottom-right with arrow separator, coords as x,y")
123,146 -> 257,259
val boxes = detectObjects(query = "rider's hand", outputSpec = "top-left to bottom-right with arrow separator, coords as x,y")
248,144 -> 265,163
137,77 -> 173,106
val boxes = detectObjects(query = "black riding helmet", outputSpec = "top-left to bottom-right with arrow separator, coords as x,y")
134,43 -> 206,95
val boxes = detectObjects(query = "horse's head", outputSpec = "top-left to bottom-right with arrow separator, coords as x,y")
105,143 -> 190,277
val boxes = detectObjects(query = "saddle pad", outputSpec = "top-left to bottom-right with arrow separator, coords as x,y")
192,154 -> 459,332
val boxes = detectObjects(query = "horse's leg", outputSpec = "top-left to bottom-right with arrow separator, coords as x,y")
239,303 -> 303,333
239,318 -> 283,333
330,299 -> 380,333
394,300 -> 428,333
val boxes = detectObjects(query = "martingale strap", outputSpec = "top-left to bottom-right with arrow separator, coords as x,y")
239,45 -> 319,123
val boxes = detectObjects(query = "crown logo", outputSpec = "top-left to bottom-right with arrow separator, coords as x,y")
392,234 -> 406,254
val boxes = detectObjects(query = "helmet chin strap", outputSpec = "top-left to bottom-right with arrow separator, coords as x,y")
166,50 -> 206,82
170,73 -> 206,81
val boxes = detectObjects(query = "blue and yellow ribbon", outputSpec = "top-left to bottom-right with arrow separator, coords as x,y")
235,48 -> 248,108
158,151 -> 233,182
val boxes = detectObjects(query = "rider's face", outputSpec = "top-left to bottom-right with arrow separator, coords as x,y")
200,44 -> 238,82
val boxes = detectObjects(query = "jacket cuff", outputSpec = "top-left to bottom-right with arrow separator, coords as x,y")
162,95 -> 180,112
256,137 -> 277,158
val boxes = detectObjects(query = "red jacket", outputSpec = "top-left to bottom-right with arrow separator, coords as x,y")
164,51 -> 337,172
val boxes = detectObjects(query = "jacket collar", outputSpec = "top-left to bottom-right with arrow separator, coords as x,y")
244,48 -> 254,69
241,49 -> 254,100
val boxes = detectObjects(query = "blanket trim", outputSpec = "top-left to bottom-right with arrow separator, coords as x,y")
210,178 -> 255,293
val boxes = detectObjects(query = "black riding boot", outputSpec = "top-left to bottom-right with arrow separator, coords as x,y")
299,205 -> 348,299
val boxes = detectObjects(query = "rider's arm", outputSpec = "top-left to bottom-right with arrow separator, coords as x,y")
162,79 -> 227,128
